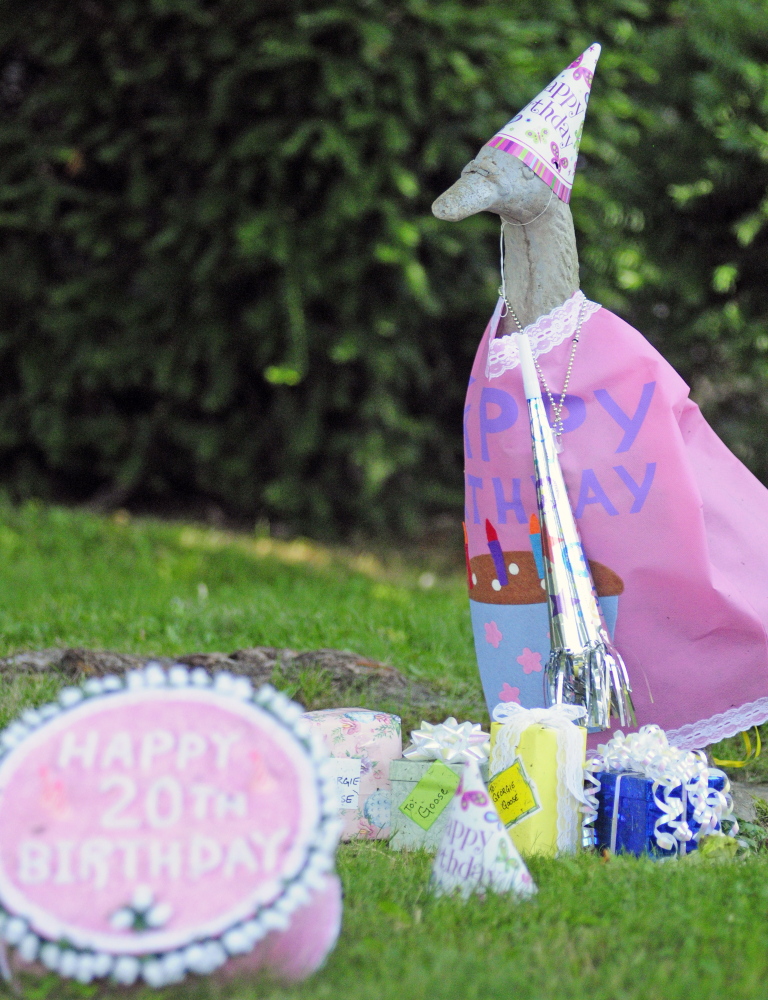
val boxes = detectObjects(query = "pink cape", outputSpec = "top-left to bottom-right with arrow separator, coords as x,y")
465,293 -> 768,749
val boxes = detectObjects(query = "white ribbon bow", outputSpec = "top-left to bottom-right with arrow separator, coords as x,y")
492,703 -> 587,725
403,717 -> 491,764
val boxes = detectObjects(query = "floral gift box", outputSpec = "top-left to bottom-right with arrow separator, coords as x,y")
302,708 -> 402,840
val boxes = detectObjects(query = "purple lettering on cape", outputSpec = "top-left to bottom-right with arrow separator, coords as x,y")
479,387 -> 518,461
492,478 -> 527,525
463,405 -> 473,461
594,381 -> 656,453
574,469 -> 619,519
543,393 -> 586,434
615,463 -> 657,513
467,475 -> 483,525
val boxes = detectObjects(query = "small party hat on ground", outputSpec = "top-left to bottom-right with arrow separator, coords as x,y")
486,43 -> 601,203
430,761 -> 536,899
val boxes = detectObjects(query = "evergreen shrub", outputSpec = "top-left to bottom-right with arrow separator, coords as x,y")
0,0 -> 766,537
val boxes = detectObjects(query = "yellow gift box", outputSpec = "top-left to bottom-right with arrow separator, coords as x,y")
489,721 -> 587,857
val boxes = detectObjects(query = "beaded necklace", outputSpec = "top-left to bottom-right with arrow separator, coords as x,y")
500,293 -> 586,453
498,217 -> 585,452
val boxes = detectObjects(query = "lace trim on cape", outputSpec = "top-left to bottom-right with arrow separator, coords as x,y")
486,290 -> 601,380
666,697 -> 768,751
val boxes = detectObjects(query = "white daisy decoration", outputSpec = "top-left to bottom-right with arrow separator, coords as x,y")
110,886 -> 173,932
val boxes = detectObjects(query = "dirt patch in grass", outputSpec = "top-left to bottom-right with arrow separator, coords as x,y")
0,647 -> 488,736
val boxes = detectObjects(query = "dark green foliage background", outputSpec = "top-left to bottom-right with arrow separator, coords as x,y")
0,0 -> 767,537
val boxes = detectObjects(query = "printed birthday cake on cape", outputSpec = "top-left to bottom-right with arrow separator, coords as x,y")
468,514 -> 623,713
469,535 -> 623,606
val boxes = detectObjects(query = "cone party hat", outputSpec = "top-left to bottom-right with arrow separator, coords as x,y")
430,761 -> 536,899
486,43 -> 601,203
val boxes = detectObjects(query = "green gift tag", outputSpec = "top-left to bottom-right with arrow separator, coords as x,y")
398,761 -> 461,831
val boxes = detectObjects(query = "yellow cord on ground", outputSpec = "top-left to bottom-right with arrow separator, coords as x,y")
711,726 -> 762,767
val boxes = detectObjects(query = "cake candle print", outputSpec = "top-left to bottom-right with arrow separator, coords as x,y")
529,514 -> 545,580
463,522 -> 475,590
485,519 -> 509,589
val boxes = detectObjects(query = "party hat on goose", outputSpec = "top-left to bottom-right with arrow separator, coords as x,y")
486,43 -> 600,204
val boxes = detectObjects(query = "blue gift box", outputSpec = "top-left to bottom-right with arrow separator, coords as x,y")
593,770 -> 728,858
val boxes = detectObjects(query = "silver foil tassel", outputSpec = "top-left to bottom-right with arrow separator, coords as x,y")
515,332 -> 635,730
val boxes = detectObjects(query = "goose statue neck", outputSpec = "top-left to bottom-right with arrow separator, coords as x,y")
431,145 -> 579,331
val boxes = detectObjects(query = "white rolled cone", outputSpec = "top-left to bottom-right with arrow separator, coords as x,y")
515,333 -> 635,730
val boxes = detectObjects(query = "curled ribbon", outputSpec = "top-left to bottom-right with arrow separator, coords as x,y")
492,703 -> 587,726
582,769 -> 601,849
711,726 -> 761,768
585,725 -> 738,853
403,717 -> 490,764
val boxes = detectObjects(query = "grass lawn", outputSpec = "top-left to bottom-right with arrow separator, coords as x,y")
0,501 -> 766,1000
